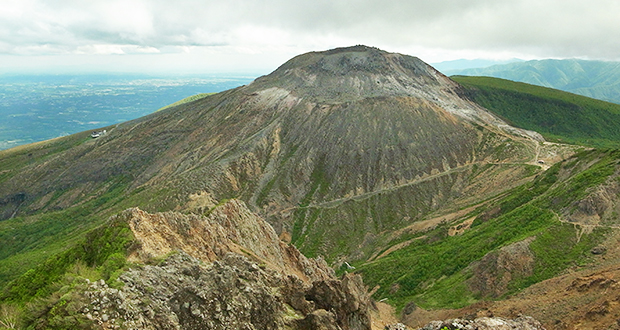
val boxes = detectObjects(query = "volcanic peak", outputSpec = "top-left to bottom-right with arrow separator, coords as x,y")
272,45 -> 434,77
247,46 -> 541,141
249,45 -> 456,103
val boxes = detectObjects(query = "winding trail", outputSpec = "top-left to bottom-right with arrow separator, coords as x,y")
269,159 -> 540,220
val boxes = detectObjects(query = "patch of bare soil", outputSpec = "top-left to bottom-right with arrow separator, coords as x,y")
371,302 -> 400,330
448,217 -> 476,236
367,205 -> 479,262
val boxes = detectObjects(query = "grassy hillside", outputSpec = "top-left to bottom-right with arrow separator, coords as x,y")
453,76 -> 620,148
156,93 -> 213,112
356,148 -> 618,310
450,59 -> 620,104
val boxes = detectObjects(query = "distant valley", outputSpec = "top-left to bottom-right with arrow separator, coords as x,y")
0,74 -> 254,150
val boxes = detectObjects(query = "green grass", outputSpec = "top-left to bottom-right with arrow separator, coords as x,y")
512,223 -> 608,290
358,203 -> 557,309
291,155 -> 331,246
0,216 -> 136,329
156,93 -> 214,112
0,176 -> 133,289
355,149 -> 617,310
0,132 -> 92,186
1,215 -> 136,303
453,76 -> 620,148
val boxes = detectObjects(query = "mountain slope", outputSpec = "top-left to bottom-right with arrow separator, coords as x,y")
3,46 -> 618,329
357,148 -> 619,312
450,59 -> 620,104
0,46 -> 545,271
453,76 -> 620,148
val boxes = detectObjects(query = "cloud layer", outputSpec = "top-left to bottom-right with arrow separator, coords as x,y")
1,0 -> 619,73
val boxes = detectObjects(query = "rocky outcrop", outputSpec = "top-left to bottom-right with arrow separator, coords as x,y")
565,174 -> 620,227
0,192 -> 25,220
467,238 -> 535,298
83,252 -> 371,330
417,316 -> 545,330
122,199 -> 333,282
79,200 -> 372,329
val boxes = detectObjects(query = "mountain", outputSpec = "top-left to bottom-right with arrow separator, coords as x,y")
431,58 -> 522,73
452,76 -> 620,148
449,59 -> 620,104
1,45 -> 619,329
0,45 -> 547,266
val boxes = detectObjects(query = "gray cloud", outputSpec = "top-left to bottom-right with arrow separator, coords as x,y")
0,0 -> 619,72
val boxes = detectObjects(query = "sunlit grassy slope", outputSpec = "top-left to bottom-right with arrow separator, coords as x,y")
453,76 -> 620,148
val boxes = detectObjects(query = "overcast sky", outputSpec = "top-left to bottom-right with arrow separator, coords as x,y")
1,0 -> 619,75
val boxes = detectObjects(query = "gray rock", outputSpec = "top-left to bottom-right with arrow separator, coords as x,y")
79,251 -> 371,330
591,246 -> 607,255
416,316 -> 545,330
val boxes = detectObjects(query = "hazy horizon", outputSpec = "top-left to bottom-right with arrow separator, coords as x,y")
0,74 -> 253,150
1,1 -> 619,75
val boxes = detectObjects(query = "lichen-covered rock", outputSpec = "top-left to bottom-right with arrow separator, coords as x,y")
417,316 -> 545,330
82,252 -> 371,330
304,273 -> 372,330
385,323 -> 408,330
77,200 -> 372,330
295,309 -> 340,330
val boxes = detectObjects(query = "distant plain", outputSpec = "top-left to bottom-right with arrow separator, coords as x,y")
0,74 -> 254,150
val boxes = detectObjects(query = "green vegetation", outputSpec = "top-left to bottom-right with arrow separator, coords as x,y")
156,93 -> 214,112
0,132 -> 92,186
514,223 -> 607,289
358,204 -> 557,309
453,76 -> 620,148
291,155 -> 331,248
0,214 -> 136,329
292,161 -> 543,263
0,176 -> 133,289
356,149 -> 618,310
3,54 -> 620,327
2,215 -> 135,303
449,59 -> 620,104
